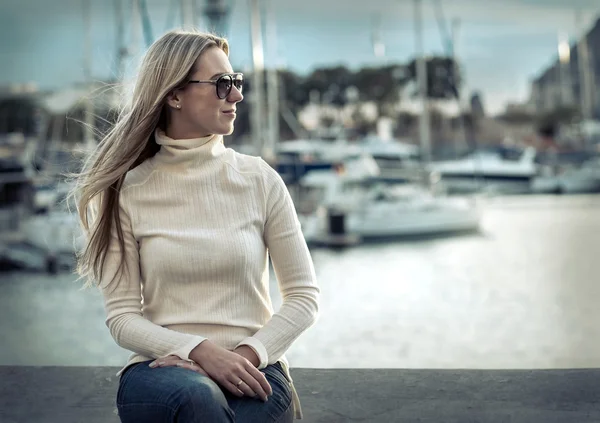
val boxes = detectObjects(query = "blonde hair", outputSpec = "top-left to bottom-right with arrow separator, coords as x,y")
70,30 -> 229,289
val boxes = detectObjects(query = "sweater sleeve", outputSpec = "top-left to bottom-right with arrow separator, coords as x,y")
92,192 -> 207,361
236,160 -> 320,368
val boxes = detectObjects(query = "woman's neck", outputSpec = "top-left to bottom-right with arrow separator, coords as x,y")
164,127 -> 212,140
152,129 -> 225,167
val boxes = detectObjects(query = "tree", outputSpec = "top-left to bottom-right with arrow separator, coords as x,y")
352,65 -> 409,117
301,66 -> 354,107
406,56 -> 461,100
350,108 -> 377,137
320,115 -> 336,128
278,69 -> 310,111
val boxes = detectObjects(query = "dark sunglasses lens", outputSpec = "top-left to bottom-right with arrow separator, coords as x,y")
217,76 -> 232,98
233,76 -> 243,93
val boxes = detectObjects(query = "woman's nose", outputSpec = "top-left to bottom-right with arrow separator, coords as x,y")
228,85 -> 243,102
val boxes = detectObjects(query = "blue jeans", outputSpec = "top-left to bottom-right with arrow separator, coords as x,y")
116,360 -> 294,423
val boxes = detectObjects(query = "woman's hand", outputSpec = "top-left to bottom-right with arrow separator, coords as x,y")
190,340 -> 272,402
233,345 -> 260,367
148,355 -> 208,376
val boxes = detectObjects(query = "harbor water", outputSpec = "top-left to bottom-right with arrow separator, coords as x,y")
2,194 -> 600,370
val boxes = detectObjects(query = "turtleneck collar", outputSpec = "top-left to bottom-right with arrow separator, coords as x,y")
153,129 -> 226,166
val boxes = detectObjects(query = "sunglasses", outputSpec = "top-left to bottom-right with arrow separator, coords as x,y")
187,73 -> 244,99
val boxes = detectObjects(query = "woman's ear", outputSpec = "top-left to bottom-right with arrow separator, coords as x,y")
165,90 -> 182,110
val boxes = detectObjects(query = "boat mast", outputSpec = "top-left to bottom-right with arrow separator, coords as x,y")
576,9 -> 596,129
414,0 -> 431,165
83,0 -> 95,152
249,0 -> 266,156
265,0 -> 279,161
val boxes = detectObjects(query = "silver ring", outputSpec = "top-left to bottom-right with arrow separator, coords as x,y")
236,380 -> 243,387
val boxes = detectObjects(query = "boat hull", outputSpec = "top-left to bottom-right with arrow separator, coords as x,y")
301,198 -> 481,243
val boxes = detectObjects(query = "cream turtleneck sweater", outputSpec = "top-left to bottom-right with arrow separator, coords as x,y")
97,129 -> 319,418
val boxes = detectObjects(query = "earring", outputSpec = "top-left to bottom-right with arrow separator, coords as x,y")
176,104 -> 181,109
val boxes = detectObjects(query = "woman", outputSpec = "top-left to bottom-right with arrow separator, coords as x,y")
71,30 -> 319,422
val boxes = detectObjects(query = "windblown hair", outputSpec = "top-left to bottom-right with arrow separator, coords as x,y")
70,30 -> 229,289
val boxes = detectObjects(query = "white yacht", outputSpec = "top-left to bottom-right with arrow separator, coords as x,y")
296,155 -> 481,246
23,207 -> 83,257
276,137 -> 422,185
18,187 -> 83,272
358,137 -> 422,182
429,147 -> 538,194
531,158 -> 600,194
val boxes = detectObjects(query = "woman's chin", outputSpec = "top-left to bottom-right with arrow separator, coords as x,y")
221,124 -> 235,136
200,123 -> 234,136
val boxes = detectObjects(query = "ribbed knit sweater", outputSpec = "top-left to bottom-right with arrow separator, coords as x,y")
97,129 -> 319,418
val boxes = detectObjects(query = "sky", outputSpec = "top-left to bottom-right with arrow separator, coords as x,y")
1,0 -> 599,114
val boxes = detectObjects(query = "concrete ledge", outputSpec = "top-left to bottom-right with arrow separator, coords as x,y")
1,367 -> 600,422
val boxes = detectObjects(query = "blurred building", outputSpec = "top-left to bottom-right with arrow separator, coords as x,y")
0,84 -> 44,138
470,92 -> 486,119
504,101 -> 536,115
530,17 -> 600,118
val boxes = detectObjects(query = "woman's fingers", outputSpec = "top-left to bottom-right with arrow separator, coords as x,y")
230,368 -> 269,402
148,354 -> 178,368
229,378 -> 257,398
149,356 -> 208,376
177,361 -> 208,376
223,380 -> 245,397
245,362 -> 273,396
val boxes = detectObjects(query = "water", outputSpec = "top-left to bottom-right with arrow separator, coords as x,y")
2,195 -> 600,370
